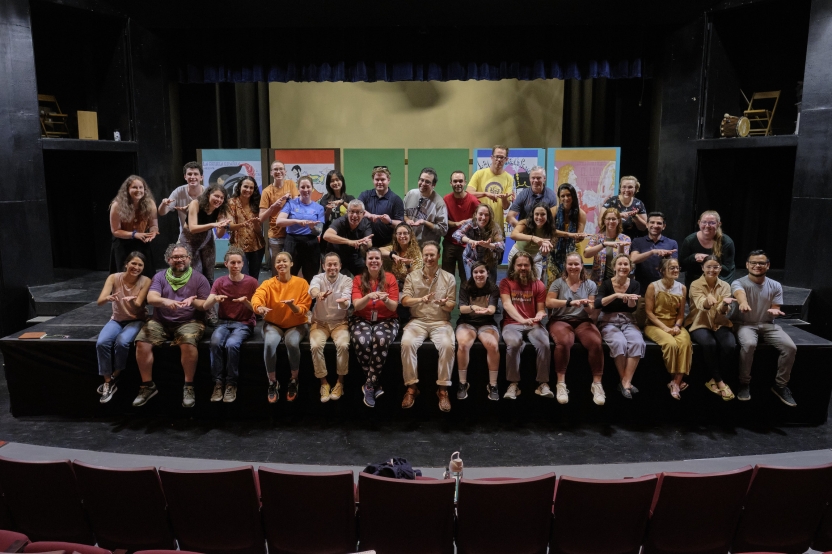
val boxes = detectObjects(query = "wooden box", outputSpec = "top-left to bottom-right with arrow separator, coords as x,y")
77,110 -> 98,140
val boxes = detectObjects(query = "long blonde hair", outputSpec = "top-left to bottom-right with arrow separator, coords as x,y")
113,175 -> 155,225
699,210 -> 723,260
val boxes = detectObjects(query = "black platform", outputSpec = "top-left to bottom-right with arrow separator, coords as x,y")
2,300 -> 831,426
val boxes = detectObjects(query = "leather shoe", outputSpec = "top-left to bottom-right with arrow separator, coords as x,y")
437,389 -> 451,412
402,386 -> 419,409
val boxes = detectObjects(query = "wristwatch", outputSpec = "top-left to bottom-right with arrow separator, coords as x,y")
566,298 -> 572,308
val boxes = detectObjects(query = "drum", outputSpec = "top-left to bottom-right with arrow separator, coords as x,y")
720,114 -> 750,137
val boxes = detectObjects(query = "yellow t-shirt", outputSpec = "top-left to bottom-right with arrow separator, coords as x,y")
468,168 -> 514,234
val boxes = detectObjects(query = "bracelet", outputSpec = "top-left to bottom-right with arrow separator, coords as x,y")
131,230 -> 137,239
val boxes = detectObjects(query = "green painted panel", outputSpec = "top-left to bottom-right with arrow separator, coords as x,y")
407,148 -> 470,198
343,149 -> 406,197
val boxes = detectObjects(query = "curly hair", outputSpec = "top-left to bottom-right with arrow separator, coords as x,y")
113,175 -> 155,226
198,184 -> 228,214
524,202 -> 558,239
507,250 -> 538,281
164,243 -> 192,260
230,176 -> 261,207
598,207 -> 623,236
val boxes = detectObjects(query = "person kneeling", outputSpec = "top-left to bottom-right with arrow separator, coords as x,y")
133,244 -> 211,408
309,253 -> 353,402
400,241 -> 457,412
203,246 -> 258,403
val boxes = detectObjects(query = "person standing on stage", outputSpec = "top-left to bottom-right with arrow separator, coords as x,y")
731,250 -> 797,406
679,209 -> 736,290
400,241 -> 457,412
403,167 -> 448,246
322,199 -> 375,276
158,162 -> 204,242
202,246 -> 259,404
467,145 -> 514,236
276,176 -> 325,283
132,244 -> 211,409
308,252 -> 353,403
109,175 -> 158,278
223,176 -> 266,278
506,166 -> 557,228
602,175 -> 647,239
357,166 -> 404,248
442,170 -> 479,281
259,160 -> 299,276
185,183 -> 230,285
319,170 -> 355,238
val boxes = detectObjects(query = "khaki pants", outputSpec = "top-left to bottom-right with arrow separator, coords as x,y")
309,321 -> 350,378
401,319 -> 455,386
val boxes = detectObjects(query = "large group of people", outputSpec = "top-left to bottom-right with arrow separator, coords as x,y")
98,148 -> 798,411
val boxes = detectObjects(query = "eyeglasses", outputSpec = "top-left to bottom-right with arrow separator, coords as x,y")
748,261 -> 769,266
700,221 -> 718,227
492,155 -> 507,161
169,255 -> 190,260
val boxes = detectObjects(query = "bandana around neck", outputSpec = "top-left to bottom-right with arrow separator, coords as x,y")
165,267 -> 192,291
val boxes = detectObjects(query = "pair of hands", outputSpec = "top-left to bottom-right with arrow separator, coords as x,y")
470,239 -> 497,250
161,199 -> 189,213
521,314 -> 545,326
350,235 -> 374,249
212,295 -> 249,304
404,217 -> 426,228
269,194 -> 291,211
484,192 -> 513,202
616,293 -> 640,303
569,298 -> 593,307
106,293 -> 137,304
653,248 -> 677,257
469,305 -> 491,315
368,291 -> 389,302
257,298 -> 298,315
421,292 -> 450,306
317,289 -> 350,305
325,199 -> 345,211
737,301 -> 784,317
163,295 -> 197,310
133,231 -> 157,243
214,218 -> 232,229
533,237 -> 554,254
366,213 -> 392,225
602,240 -> 626,248
619,209 -> 639,219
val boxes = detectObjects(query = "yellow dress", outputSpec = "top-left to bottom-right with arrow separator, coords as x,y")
644,279 -> 692,375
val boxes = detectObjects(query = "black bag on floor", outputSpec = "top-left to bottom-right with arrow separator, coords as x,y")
362,457 -> 422,480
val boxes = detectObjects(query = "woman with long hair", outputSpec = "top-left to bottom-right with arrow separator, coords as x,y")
224,176 -> 266,278
453,203 -> 505,283
545,252 -> 605,405
381,223 -> 423,324
510,202 -> 559,285
685,255 -> 736,400
109,175 -> 158,278
186,183 -> 231,284
276,175 -> 325,283
349,248 -> 400,407
455,261 -> 502,401
602,175 -> 647,238
551,183 -> 587,281
679,210 -> 736,290
319,170 -> 355,238
596,254 -> 644,399
644,257 -> 692,400
95,251 -> 152,403
584,207 -> 631,286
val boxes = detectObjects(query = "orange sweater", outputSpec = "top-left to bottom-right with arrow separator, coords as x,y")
251,275 -> 311,328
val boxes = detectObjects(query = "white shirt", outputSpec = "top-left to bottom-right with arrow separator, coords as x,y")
309,272 -> 353,324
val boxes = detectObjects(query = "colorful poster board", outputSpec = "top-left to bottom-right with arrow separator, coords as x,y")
407,149 -> 470,198
271,149 -> 340,203
343,149 -> 406,196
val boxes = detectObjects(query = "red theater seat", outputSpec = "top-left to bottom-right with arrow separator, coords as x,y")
24,542 -> 111,554
134,550 -> 205,554
0,529 -> 28,551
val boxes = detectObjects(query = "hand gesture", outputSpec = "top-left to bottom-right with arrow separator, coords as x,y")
336,297 -> 350,306
106,293 -> 120,303
739,301 -> 751,313
485,192 -> 499,202
572,298 -> 592,307
379,214 -> 392,225
694,253 -> 707,263
767,308 -> 785,317
573,233 -> 587,241
395,256 -> 413,265
257,306 -> 272,315
232,296 -> 248,303
173,205 -> 190,213
433,296 -> 449,306
143,231 -> 158,243
282,298 -> 296,308
180,295 -> 197,307
626,294 -> 640,303
722,297 -> 734,305
215,218 -> 232,229
245,216 -> 261,227
667,325 -> 681,336
319,289 -> 333,300
421,292 -> 435,304
411,219 -> 425,227
121,295 -> 137,303
531,313 -> 544,324
161,198 -> 175,208
305,220 -> 319,229
706,293 -> 719,307
214,295 -> 228,303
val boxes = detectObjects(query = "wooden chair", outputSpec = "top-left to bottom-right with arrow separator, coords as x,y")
743,91 -> 780,136
37,95 -> 69,138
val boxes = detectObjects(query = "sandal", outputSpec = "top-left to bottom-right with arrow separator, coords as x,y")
705,379 -> 721,395
679,382 -> 689,392
718,385 -> 735,401
668,382 -> 681,400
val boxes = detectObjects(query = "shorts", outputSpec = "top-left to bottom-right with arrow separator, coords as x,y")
456,323 -> 500,337
135,319 -> 205,347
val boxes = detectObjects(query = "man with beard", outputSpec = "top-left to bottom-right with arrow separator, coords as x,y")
467,145 -> 514,234
499,251 -> 553,400
402,167 -> 448,246
357,166 -> 404,248
259,160 -> 299,276
442,170 -> 479,280
731,250 -> 797,406
322,199 -> 374,276
132,243 -> 211,408
506,166 -> 557,227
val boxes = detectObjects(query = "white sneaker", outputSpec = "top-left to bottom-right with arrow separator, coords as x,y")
503,382 -> 521,400
535,383 -> 554,398
556,382 -> 569,404
591,383 -> 606,406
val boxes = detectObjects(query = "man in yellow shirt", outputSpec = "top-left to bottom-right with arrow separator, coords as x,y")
467,145 -> 514,238
259,160 -> 299,276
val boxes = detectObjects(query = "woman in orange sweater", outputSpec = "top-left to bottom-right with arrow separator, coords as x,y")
251,252 -> 312,404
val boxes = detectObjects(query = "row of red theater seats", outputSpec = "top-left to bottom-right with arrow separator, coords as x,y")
2,455 -> 832,554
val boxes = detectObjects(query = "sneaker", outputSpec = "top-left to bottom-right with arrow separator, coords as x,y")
457,382 -> 469,400
536,382 -> 554,398
210,382 -> 224,402
100,381 -> 117,404
329,382 -> 343,401
97,382 -> 106,395
618,382 -> 632,400
591,383 -> 606,406
504,382 -> 520,400
206,311 -> 219,326
320,383 -> 331,403
487,384 -> 500,401
182,385 -> 196,408
362,383 -> 376,408
287,378 -> 299,402
132,384 -> 158,407
223,384 -> 237,403
556,382 -> 569,404
737,384 -> 751,402
267,381 -> 279,404
772,385 -> 797,407
374,385 -> 385,399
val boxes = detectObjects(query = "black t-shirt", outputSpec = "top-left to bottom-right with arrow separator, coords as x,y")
457,282 -> 500,327
326,216 -> 373,260
594,278 -> 641,313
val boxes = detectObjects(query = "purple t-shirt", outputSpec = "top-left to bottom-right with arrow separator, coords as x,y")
149,270 -> 211,326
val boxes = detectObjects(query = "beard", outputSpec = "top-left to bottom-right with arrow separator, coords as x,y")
516,271 -> 531,285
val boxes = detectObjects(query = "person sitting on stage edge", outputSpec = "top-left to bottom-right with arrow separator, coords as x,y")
109,175 -> 158,278
132,244 -> 211,408
731,250 -> 797,406
442,170 -> 479,281
276,175 -> 325,283
400,241 -> 458,412
202,246 -> 259,404
350,248 -> 400,408
158,161 -> 204,244
644,258 -> 692,400
680,209 -> 735,290
546,252 -> 605,406
185,183 -> 231,285
585,207 -> 631,286
500,251 -> 553,400
403,167 -> 449,246
595,254 -> 644,399
686,255 -> 736,401
602,175 -> 647,239
251,252 -> 312,403
259,160 -> 299,276
309,252 -> 353,403
455,261 -> 501,401
358,166 -> 404,248
223,176 -> 265,279
96,252 -> 151,404
322,199 -> 374,277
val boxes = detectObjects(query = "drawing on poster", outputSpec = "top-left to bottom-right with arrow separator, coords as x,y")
273,149 -> 339,203
550,148 -> 620,237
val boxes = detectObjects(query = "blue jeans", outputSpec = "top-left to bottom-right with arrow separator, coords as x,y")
263,322 -> 309,376
96,319 -> 144,377
210,320 -> 253,385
